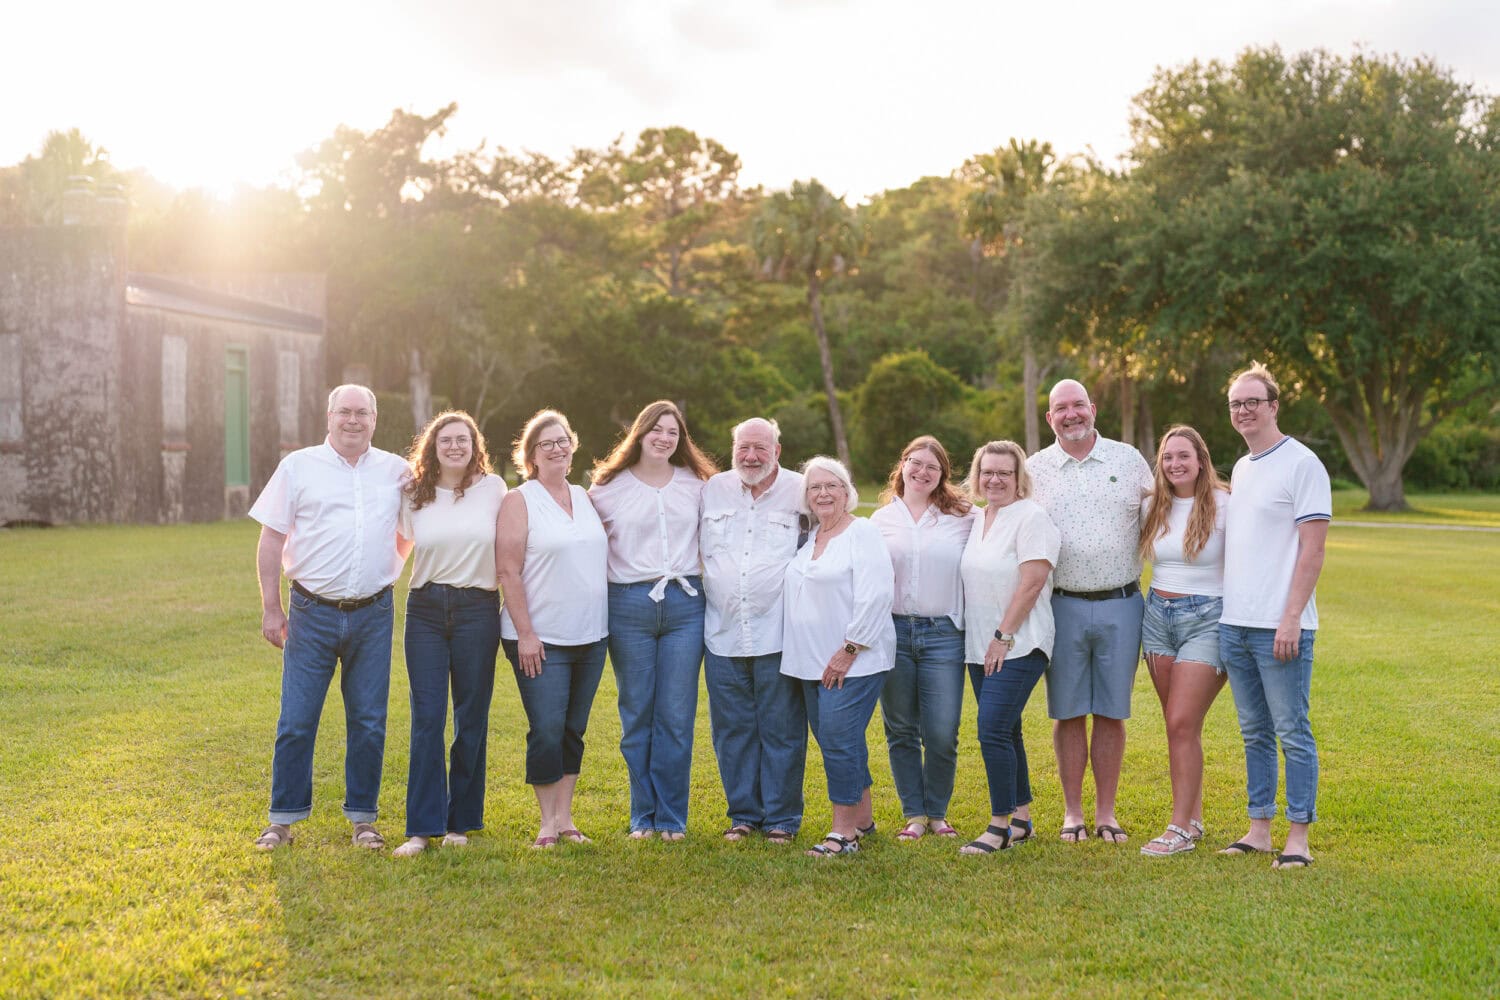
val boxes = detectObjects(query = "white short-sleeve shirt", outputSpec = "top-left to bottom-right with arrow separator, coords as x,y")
780,518 -> 897,681
870,499 -> 976,627
588,466 -> 707,601
960,499 -> 1062,663
1222,437 -> 1332,630
248,440 -> 409,599
399,474 -> 507,590
1026,435 -> 1151,592
700,467 -> 805,657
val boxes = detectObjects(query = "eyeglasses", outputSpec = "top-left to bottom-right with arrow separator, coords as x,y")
806,482 -> 847,495
1228,397 -> 1274,413
979,470 -> 1016,481
331,408 -> 374,421
904,457 -> 941,476
537,437 -> 573,453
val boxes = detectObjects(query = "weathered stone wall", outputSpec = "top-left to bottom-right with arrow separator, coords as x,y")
0,226 -> 125,524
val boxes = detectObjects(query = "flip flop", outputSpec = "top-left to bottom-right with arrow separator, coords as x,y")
531,835 -> 558,849
442,832 -> 469,847
764,829 -> 796,845
559,828 -> 591,844
1218,841 -> 1266,855
1095,824 -> 1129,844
723,824 -> 754,842
1059,824 -> 1089,844
1273,852 -> 1314,869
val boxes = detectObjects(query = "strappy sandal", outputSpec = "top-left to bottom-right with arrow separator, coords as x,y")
350,823 -> 385,850
1140,823 -> 1197,857
723,824 -> 755,842
254,823 -> 293,851
855,821 -> 877,840
764,829 -> 796,845
929,819 -> 959,838
806,832 -> 860,858
1008,817 -> 1034,845
896,819 -> 928,842
1189,819 -> 1205,841
959,824 -> 1013,855
392,837 -> 429,858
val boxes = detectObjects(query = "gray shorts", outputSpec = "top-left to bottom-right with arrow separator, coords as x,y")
1045,590 -> 1144,721
1141,591 -> 1224,672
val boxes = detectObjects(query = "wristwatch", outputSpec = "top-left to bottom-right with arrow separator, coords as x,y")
993,629 -> 1016,649
842,641 -> 859,655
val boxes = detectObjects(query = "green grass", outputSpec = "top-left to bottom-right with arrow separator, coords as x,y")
1331,488 -> 1500,526
1,521 -> 1497,998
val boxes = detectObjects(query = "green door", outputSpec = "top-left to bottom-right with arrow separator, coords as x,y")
225,348 -> 250,487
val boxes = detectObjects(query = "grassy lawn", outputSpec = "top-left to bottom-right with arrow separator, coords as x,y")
1330,488 -> 1500,526
1,520 -> 1496,998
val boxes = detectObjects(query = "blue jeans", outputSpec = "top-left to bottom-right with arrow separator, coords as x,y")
704,650 -> 807,833
880,616 -> 966,819
504,638 -> 607,785
1219,624 -> 1319,824
802,672 -> 886,806
968,649 -> 1049,817
403,584 -> 501,837
269,587 -> 395,825
609,579 -> 705,834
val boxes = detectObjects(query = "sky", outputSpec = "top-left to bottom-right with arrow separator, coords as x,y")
4,0 -> 1498,202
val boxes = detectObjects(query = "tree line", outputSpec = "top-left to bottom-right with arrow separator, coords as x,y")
4,46 -> 1496,509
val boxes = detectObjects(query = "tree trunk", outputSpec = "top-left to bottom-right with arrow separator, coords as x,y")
1323,398 -> 1419,512
808,275 -> 851,470
1022,333 -> 1040,455
1119,369 -> 1136,448
1138,391 -> 1156,457
409,347 -> 433,430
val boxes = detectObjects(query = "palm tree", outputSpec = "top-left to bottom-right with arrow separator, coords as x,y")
751,179 -> 858,469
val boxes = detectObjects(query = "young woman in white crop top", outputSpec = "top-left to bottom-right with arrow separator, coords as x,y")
1137,425 -> 1230,857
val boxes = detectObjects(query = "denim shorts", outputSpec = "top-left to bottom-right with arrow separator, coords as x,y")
1142,591 -> 1224,672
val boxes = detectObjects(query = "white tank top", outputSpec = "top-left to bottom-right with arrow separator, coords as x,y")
500,480 -> 609,645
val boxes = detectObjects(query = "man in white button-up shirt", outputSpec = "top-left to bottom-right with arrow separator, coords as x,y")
248,385 -> 411,852
700,418 -> 808,843
1026,379 -> 1151,846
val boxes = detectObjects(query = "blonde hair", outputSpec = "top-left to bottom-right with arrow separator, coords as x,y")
511,409 -> 577,481
963,440 -> 1032,501
1229,361 -> 1279,400
1139,425 -> 1229,563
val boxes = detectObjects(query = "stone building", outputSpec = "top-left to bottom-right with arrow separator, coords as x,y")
0,223 -> 325,525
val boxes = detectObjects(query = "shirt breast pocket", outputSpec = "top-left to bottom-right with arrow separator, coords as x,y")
767,512 -> 801,558
702,511 -> 734,557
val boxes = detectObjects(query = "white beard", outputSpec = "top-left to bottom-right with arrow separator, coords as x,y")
737,462 -> 773,487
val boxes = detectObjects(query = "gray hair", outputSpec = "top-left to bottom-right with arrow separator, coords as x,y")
327,384 -> 377,413
731,416 -> 781,445
798,455 -> 859,515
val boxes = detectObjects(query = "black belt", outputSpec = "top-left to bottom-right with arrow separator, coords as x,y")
292,581 -> 391,611
1055,581 -> 1140,602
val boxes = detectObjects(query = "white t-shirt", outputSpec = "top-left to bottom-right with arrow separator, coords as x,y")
960,498 -> 1061,663
499,480 -> 609,645
1026,435 -> 1152,592
399,474 -> 507,590
870,499 -> 976,627
1222,437 -> 1332,630
780,518 -> 897,681
700,467 -> 805,657
1144,490 -> 1228,597
588,466 -> 707,601
248,440 -> 408,599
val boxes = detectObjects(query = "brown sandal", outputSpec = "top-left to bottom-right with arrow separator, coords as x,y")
254,823 -> 293,851
351,823 -> 385,850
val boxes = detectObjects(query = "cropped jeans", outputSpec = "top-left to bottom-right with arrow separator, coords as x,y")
704,650 -> 807,834
1219,624 -> 1319,824
880,615 -> 966,820
402,583 -> 501,838
269,586 -> 394,826
967,649 -> 1049,817
802,672 -> 887,806
609,578 -> 705,834
504,637 -> 608,785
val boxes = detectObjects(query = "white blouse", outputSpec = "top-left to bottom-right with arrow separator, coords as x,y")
588,466 -> 707,601
780,518 -> 897,681
1144,490 -> 1228,597
960,498 -> 1062,664
400,474 -> 507,590
870,499 -> 976,626
499,480 -> 609,646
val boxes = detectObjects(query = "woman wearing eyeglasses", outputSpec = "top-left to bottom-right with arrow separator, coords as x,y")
496,409 -> 609,849
870,436 -> 976,842
781,456 -> 896,857
587,400 -> 717,841
957,440 -> 1061,855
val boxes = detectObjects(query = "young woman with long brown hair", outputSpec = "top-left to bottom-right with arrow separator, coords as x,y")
1137,424 -> 1230,857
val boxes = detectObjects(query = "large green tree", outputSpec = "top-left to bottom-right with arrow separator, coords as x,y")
1120,48 -> 1500,508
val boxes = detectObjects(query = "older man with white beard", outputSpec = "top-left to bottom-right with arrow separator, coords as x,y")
700,418 -> 808,844
1026,379 -> 1152,845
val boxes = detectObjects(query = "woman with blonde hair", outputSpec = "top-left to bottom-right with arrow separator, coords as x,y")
870,436 -> 976,841
497,409 -> 610,849
588,400 -> 717,840
1137,424 -> 1230,857
394,411 -> 507,857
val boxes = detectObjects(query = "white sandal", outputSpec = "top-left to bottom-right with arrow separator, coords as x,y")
1140,823 -> 1197,857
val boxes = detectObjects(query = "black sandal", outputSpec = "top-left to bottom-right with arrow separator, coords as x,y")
960,824 -> 1013,855
806,832 -> 860,857
1008,817 -> 1034,845
855,821 -> 876,839
764,829 -> 795,845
